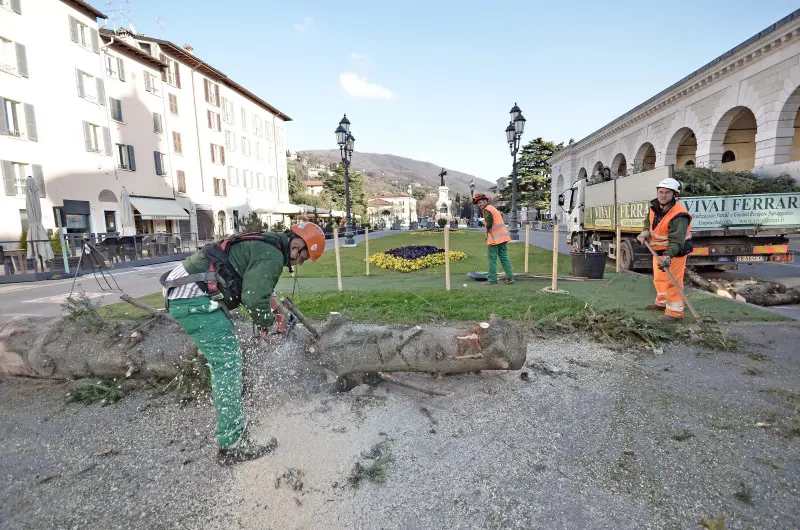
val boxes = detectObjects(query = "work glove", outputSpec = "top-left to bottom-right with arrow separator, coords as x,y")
658,255 -> 672,270
636,230 -> 650,244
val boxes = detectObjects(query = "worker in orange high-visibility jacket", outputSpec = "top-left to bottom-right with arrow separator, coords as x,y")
473,193 -> 514,285
636,177 -> 693,321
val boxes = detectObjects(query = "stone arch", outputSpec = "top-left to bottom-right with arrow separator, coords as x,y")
610,153 -> 627,177
633,143 -> 656,172
577,167 -> 587,182
217,210 -> 227,237
771,85 -> 800,164
708,106 -> 757,170
663,128 -> 697,168
592,161 -> 604,176
98,189 -> 118,202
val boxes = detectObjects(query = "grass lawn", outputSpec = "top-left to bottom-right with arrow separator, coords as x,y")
98,231 -> 787,324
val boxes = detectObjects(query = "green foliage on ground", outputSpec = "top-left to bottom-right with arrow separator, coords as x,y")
66,379 -> 127,406
675,167 -> 800,196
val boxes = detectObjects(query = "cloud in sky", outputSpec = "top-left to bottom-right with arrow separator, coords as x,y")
339,73 -> 394,100
293,17 -> 314,32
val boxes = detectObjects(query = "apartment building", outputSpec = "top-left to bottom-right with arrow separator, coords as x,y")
113,31 -> 293,239
0,0 -> 292,243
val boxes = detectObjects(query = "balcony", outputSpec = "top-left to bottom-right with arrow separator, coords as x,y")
1,129 -> 24,139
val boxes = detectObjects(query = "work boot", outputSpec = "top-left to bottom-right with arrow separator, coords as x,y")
217,436 -> 278,466
504,278 -> 515,284
645,304 -> 666,311
661,314 -> 682,323
483,281 -> 498,286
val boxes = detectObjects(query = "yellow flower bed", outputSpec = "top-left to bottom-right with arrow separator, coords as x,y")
369,250 -> 467,272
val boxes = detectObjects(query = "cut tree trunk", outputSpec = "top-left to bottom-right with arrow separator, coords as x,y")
308,314 -> 526,380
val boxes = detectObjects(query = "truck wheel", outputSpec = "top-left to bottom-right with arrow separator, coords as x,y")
618,239 -> 634,271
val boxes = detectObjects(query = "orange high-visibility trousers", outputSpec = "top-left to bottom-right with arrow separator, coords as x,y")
652,255 -> 687,318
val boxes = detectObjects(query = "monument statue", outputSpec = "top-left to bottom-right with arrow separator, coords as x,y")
439,168 -> 447,187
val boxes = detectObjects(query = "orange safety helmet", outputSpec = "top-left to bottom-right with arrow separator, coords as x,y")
472,193 -> 490,205
290,222 -> 326,261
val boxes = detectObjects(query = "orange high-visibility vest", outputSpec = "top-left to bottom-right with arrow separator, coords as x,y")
649,200 -> 692,254
484,205 -> 511,246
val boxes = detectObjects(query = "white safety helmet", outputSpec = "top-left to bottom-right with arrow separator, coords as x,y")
657,177 -> 682,193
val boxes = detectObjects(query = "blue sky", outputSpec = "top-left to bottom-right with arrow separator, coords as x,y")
113,0 -> 798,183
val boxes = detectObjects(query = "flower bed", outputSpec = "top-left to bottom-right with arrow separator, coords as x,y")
369,245 -> 467,272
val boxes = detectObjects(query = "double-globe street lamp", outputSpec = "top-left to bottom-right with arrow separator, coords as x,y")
505,103 -> 526,241
334,114 -> 356,246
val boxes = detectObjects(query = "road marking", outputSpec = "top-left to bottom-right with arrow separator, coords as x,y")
23,292 -> 108,304
0,263 -> 176,294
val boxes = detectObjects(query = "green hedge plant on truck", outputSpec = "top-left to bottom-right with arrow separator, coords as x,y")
557,166 -> 800,271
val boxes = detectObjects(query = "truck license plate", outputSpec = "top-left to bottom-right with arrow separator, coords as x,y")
736,255 -> 766,263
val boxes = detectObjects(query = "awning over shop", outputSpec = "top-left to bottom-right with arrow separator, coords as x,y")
255,203 -> 304,215
130,197 -> 190,220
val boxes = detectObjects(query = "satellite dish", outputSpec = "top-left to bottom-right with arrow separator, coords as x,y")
129,23 -> 137,35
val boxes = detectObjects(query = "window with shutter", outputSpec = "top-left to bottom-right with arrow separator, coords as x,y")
214,84 -> 220,107
177,170 -> 186,193
2,160 -> 16,196
118,57 -> 125,81
110,98 -> 123,122
160,53 -> 167,82
69,16 -> 79,43
169,94 -> 178,115
10,0 -> 22,14
153,112 -> 163,134
32,165 -> 45,198
15,43 -> 27,78
154,151 -> 164,175
204,79 -> 210,103
127,145 -> 136,171
90,29 -> 100,54
103,127 -> 112,156
173,132 -> 182,155
24,104 -> 37,142
96,79 -> 106,105
75,68 -> 85,97
241,108 -> 247,130
210,144 -> 215,164
174,61 -> 181,89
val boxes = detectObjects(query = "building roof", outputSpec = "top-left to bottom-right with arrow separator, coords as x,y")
368,199 -> 394,206
61,0 -> 107,19
558,7 -> 800,155
100,34 -> 167,70
378,194 -> 412,199
303,180 -> 325,186
101,29 -> 292,121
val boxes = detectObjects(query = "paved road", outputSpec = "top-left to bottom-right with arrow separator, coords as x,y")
0,230 -> 397,320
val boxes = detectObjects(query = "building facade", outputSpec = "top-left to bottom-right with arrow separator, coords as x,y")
0,0 -> 292,244
367,193 -> 417,228
549,9 -> 800,221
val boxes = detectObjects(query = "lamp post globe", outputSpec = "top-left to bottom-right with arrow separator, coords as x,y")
335,115 -> 356,246
506,104 -> 524,241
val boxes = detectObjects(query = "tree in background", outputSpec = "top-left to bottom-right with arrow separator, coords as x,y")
417,197 -> 437,219
514,137 -> 564,211
287,161 -> 308,204
323,164 -> 368,220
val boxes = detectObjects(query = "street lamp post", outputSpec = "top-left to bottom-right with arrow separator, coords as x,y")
335,114 -> 356,246
469,179 -> 475,227
505,103 -> 526,241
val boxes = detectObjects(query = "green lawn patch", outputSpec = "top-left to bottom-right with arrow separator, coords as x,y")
96,232 -> 785,325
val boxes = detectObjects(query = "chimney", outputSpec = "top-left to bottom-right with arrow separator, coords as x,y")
183,44 -> 194,55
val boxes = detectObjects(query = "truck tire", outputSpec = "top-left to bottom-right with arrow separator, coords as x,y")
618,239 -> 635,271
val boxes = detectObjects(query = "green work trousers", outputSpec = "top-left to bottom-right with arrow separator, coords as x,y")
168,296 -> 245,448
487,242 -> 513,283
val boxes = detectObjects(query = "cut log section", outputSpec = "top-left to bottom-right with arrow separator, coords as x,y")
311,314 -> 526,381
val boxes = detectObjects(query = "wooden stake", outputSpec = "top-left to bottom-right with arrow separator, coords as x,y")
551,220 -> 559,292
524,224 -> 530,273
444,225 -> 451,291
365,227 -> 370,276
333,227 -> 343,292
